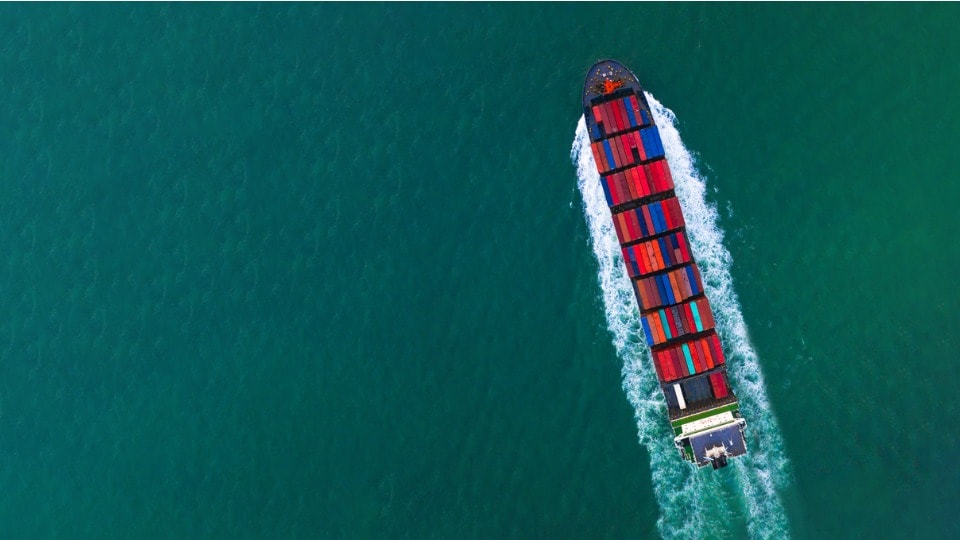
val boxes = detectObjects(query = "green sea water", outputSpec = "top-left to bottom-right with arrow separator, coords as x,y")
1,3 -> 959,538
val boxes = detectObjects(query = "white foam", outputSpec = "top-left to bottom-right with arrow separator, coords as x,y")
571,94 -> 791,538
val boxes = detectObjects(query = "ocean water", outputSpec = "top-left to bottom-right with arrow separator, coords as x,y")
1,3 -> 959,539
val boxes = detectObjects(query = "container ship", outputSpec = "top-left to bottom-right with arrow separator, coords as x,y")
581,60 -> 747,469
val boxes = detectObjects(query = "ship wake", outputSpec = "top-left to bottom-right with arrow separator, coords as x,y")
571,94 -> 791,538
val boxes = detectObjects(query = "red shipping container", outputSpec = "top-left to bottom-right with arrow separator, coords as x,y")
643,242 -> 657,272
662,198 -> 676,227
679,265 -> 693,296
676,233 -> 690,262
635,277 -> 648,307
612,213 -> 627,244
617,172 -> 632,202
651,315 -> 665,345
644,243 -> 657,274
673,268 -> 691,299
609,137 -> 624,169
654,350 -> 667,380
667,348 -> 680,378
647,160 -> 660,190
688,339 -> 700,373
698,298 -> 716,330
610,101 -> 624,133
633,131 -> 646,161
629,95 -> 642,123
664,309 -> 678,339
658,316 -> 670,345
698,338 -> 711,371
601,144 -> 613,173
611,136 -> 623,168
618,135 -> 633,166
617,99 -> 630,129
661,161 -> 675,189
657,161 -> 670,191
664,351 -> 676,381
654,240 -> 667,270
592,143 -> 605,172
623,136 -> 637,165
638,164 -> 651,193
626,95 -> 643,126
602,102 -> 615,133
709,335 -> 725,365
640,279 -> 655,309
674,270 -> 687,300
681,307 -> 695,336
623,212 -> 638,244
662,350 -> 675,381
658,200 -> 673,230
646,279 -> 660,309
634,173 -> 646,200
617,174 -> 631,204
627,167 -> 644,198
680,301 -> 695,332
608,176 -> 621,205
622,101 -> 632,130
624,210 -> 640,241
632,243 -> 645,274
700,338 -> 713,371
611,100 -> 624,132
667,198 -> 683,227
710,372 -> 728,398
611,172 -> 624,201
647,278 -> 662,309
667,271 -> 682,302
603,101 -> 620,133
670,199 -> 682,228
621,168 -> 635,198
655,354 -> 667,382
631,244 -> 647,275
640,205 -> 655,237
631,209 -> 646,240
599,104 -> 610,133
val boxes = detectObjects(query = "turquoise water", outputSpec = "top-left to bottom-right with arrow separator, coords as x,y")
1,4 -> 960,538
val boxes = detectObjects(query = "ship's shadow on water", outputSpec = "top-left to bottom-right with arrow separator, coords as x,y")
571,95 -> 790,539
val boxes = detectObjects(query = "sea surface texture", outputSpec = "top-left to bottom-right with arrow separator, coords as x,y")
1,4 -> 958,539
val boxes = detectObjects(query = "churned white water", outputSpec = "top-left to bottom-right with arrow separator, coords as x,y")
571,94 -> 790,538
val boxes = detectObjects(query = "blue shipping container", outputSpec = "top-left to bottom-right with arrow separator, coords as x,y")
623,98 -> 638,127
640,318 -> 654,346
685,266 -> 699,295
652,203 -> 666,232
660,274 -> 676,304
603,140 -> 616,169
601,178 -> 613,206
658,238 -> 671,265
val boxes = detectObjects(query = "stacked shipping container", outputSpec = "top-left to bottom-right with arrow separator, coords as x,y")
587,89 -> 736,417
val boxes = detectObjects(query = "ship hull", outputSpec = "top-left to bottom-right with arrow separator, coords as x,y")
581,60 -> 748,468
